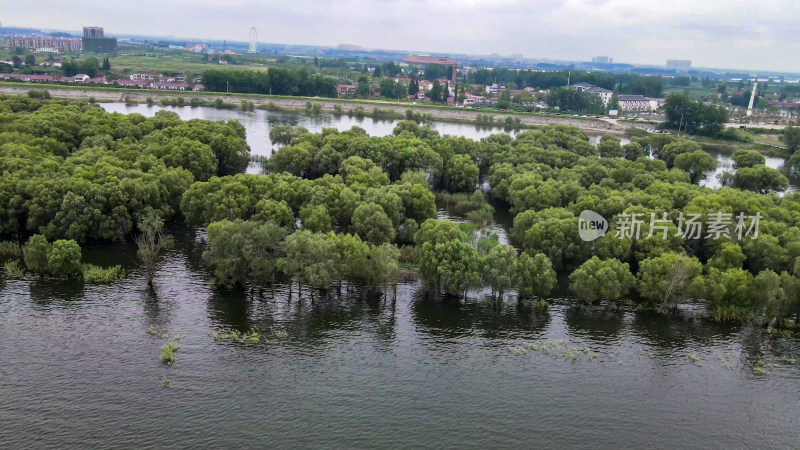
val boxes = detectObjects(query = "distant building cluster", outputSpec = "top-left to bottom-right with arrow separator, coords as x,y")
666,59 -> 692,70
568,82 -> 613,105
0,71 -> 204,91
4,26 -> 117,54
591,56 -> 613,64
6,36 -> 82,53
567,82 -> 665,111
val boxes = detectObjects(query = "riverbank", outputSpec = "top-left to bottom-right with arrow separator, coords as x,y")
0,82 -> 628,135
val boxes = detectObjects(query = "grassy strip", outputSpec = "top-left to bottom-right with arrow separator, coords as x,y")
0,80 -> 605,123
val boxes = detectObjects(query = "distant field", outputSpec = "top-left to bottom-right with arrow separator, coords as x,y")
663,84 -> 713,100
107,54 -> 271,77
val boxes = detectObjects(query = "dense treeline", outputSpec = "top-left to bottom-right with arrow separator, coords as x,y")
663,93 -> 730,136
483,125 -> 799,323
0,95 -> 250,242
2,95 -> 798,324
467,69 -> 665,97
266,121 -> 481,192
201,68 -> 338,97
546,88 -> 606,115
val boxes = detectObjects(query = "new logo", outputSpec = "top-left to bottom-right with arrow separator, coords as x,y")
578,210 -> 608,242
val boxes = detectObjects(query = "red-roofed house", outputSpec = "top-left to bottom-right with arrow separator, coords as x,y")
338,84 -> 357,96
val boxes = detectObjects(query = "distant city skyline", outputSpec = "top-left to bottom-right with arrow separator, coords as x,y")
2,0 -> 799,73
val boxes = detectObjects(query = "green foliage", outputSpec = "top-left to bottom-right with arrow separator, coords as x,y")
252,199 -> 295,228
732,165 -> 789,193
0,241 -> 22,260
481,244 -> 519,299
299,204 -> 332,233
444,154 -> 479,192
569,257 -> 636,302
782,125 -> 800,154
81,264 -> 125,283
731,149 -> 765,169
135,209 -> 172,287
637,253 -> 703,311
707,243 -> 746,270
214,328 -> 261,344
663,93 -> 729,136
281,230 -> 338,291
673,150 -> 716,184
415,219 -> 468,246
160,342 -> 179,365
204,219 -> 288,288
598,135 -> 624,158
202,68 -> 338,97
22,235 -> 50,274
4,260 -> 24,277
517,252 -> 557,299
47,240 -> 82,277
0,96 -> 249,242
351,202 -> 395,245
419,239 -> 480,296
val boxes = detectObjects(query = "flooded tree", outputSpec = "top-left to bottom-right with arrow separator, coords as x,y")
136,210 -> 173,288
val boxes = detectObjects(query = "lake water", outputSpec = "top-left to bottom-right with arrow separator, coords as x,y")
1,225 -> 799,448
4,103 -> 793,447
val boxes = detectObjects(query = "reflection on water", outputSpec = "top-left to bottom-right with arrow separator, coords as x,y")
100,103 -> 624,157
1,227 -> 799,448
101,102 -> 800,192
700,149 -> 797,192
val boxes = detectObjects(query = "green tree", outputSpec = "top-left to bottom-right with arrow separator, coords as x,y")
415,219 -> 468,246
637,253 -> 703,312
419,239 -> 480,297
569,257 -> 635,303
623,142 -> 647,161
783,125 -> 800,154
47,240 -> 82,277
252,199 -> 295,228
481,245 -> 519,300
22,234 -> 51,274
445,154 -> 479,192
707,243 -> 746,271
733,165 -> 789,193
731,149 -> 765,168
24,54 -> 35,66
300,204 -> 332,233
282,230 -> 338,294
135,209 -> 172,288
517,252 -> 557,300
673,150 -> 716,184
204,219 -> 287,288
351,202 -> 395,245
598,135 -> 625,158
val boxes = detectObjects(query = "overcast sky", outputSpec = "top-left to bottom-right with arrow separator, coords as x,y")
3,0 -> 798,73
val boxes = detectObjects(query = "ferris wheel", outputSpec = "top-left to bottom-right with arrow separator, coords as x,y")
248,27 -> 258,54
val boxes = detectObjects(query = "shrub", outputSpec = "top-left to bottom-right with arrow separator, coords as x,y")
47,240 -> 82,277
81,264 -> 126,283
22,235 -> 50,274
160,342 -> 179,365
0,241 -> 21,260
4,260 -> 24,277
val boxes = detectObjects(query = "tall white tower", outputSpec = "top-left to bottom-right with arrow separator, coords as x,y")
746,76 -> 758,117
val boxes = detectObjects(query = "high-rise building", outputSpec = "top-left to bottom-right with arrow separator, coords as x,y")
592,56 -> 610,64
666,59 -> 692,69
83,27 -> 104,38
82,26 -> 117,53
